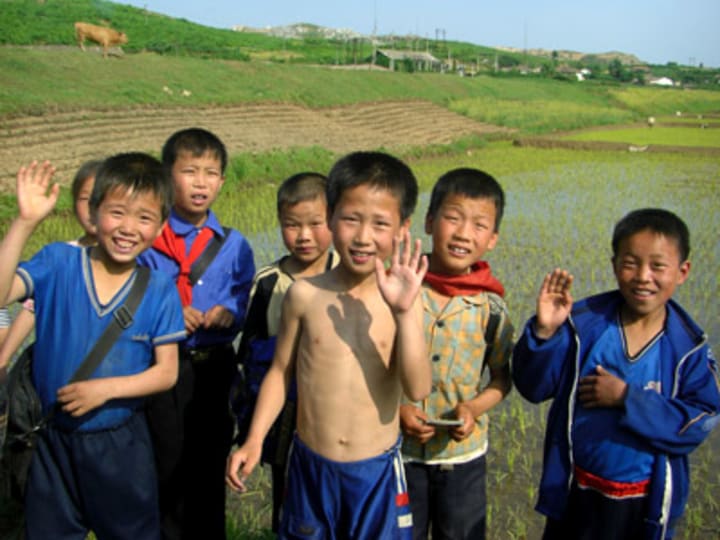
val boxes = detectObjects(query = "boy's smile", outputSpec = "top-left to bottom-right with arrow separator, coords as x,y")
613,229 -> 690,324
92,186 -> 164,271
425,194 -> 498,275
330,184 -> 406,278
171,150 -> 225,226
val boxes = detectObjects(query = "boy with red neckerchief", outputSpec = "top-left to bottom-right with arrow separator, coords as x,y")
400,168 -> 514,540
138,128 -> 255,540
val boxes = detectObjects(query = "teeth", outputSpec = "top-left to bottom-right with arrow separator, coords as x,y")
449,246 -> 469,254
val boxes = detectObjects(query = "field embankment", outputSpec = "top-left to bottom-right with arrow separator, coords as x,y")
0,100 -> 508,192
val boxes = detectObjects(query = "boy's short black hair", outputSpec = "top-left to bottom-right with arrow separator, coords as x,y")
71,159 -> 104,204
612,208 -> 690,262
326,151 -> 417,221
277,172 -> 328,216
90,152 -> 173,222
427,168 -> 505,231
161,127 -> 228,174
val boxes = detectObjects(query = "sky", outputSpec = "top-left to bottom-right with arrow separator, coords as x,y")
121,0 -> 720,68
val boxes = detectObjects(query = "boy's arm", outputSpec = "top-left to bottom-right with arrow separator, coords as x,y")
56,342 -> 179,417
534,268 -> 574,339
0,161 -> 60,306
226,282 -> 302,492
376,231 -> 431,402
0,308 -> 36,369
512,268 -> 575,403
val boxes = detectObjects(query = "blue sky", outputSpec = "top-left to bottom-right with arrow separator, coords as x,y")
122,0 -> 720,67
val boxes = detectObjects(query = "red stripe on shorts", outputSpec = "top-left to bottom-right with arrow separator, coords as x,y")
396,492 -> 409,507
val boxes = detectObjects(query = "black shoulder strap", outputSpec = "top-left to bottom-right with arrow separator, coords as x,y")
68,266 -> 151,383
189,227 -> 231,286
482,309 -> 501,370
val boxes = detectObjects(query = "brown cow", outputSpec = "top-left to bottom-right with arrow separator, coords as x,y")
74,22 -> 128,58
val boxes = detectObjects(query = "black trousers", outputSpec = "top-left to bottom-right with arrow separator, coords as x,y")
146,346 -> 236,540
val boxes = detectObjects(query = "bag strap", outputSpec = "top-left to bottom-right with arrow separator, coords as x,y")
188,227 -> 231,286
482,310 -> 501,372
68,266 -> 151,383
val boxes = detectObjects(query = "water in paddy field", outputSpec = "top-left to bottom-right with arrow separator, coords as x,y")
237,162 -> 720,538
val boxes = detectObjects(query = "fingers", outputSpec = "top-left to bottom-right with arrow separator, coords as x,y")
225,451 -> 249,493
545,268 -> 573,294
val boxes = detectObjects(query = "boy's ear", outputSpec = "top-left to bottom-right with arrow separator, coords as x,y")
676,260 -> 691,285
424,213 -> 433,235
486,230 -> 499,251
153,220 -> 167,241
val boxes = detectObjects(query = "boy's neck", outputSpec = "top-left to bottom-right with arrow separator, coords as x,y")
88,247 -> 137,304
77,234 -> 97,247
174,206 -> 209,228
282,251 -> 330,279
619,303 -> 667,354
331,264 -> 378,295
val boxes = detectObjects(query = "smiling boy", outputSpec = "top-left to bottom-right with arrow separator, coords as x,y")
400,168 -> 514,540
138,128 -> 255,540
513,208 -> 720,540
227,151 -> 430,539
0,155 -> 185,539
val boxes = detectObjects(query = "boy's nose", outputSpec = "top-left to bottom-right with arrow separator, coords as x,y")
354,223 -> 372,244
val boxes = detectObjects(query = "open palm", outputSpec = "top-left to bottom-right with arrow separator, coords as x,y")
17,160 -> 60,223
376,231 -> 428,314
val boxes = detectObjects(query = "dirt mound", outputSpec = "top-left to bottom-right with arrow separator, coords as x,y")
0,101 -> 508,192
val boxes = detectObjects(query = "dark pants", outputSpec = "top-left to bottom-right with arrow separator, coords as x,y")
146,346 -> 236,540
404,454 -> 487,540
25,412 -> 159,540
542,482 -> 649,540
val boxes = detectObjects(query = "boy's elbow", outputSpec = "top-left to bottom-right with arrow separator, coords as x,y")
406,380 -> 431,402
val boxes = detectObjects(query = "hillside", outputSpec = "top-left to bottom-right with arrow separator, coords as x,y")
0,0 -> 680,71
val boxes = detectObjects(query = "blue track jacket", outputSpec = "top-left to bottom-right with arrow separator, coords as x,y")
512,290 -> 720,540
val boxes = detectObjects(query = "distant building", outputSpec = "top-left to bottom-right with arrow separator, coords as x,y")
649,76 -> 675,86
376,49 -> 441,72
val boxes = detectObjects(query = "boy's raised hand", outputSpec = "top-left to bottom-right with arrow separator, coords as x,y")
16,161 -> 60,224
534,268 -> 574,339
376,230 -> 428,314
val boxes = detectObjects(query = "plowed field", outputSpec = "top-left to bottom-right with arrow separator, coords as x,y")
0,101 -> 509,191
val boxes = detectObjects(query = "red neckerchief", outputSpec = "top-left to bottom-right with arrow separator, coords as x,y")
424,261 -> 505,297
152,223 -> 214,306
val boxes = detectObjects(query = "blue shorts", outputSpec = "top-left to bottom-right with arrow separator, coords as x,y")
25,412 -> 160,540
280,434 -> 413,540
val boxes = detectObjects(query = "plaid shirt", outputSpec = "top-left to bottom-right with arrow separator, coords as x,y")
402,285 -> 514,462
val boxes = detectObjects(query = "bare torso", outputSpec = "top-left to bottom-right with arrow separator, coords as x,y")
292,269 -> 404,462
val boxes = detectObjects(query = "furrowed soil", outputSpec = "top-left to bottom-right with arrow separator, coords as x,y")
0,101 -> 509,191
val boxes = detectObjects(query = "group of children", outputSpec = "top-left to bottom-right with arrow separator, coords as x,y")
0,125 -> 717,540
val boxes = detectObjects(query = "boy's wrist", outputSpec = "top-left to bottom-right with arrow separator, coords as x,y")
532,322 -> 557,340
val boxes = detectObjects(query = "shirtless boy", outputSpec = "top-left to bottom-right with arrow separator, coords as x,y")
227,151 -> 431,539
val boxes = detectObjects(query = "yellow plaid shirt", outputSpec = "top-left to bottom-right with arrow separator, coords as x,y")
402,285 -> 514,462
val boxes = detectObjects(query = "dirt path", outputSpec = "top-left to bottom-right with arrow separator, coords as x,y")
0,101 -> 509,191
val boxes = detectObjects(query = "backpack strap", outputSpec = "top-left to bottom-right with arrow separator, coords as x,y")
69,266 -> 151,383
482,309 -> 501,372
189,227 -> 231,286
